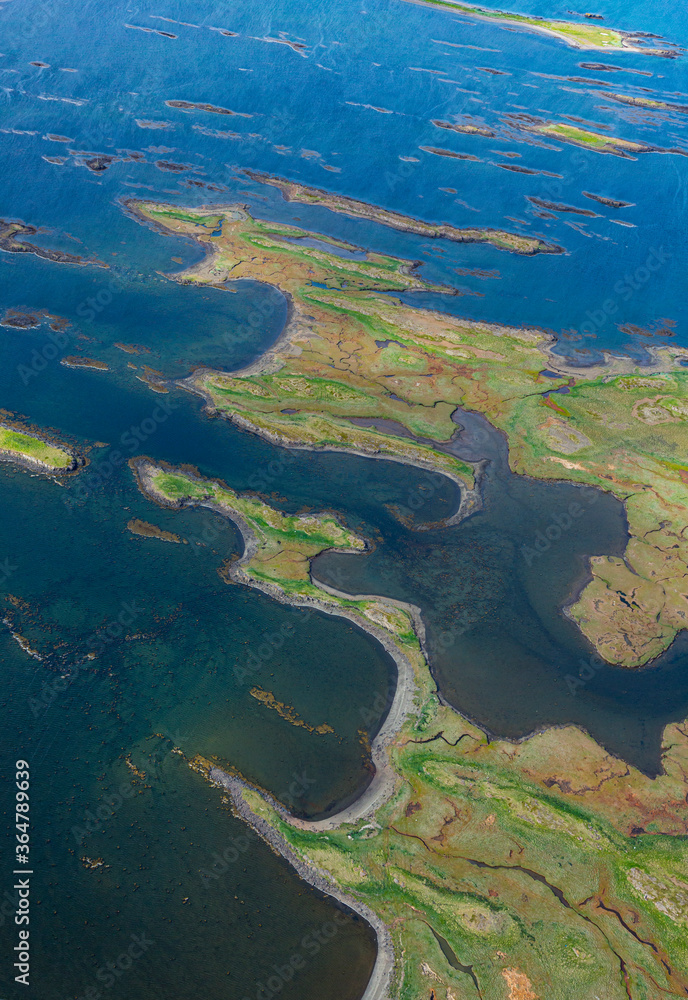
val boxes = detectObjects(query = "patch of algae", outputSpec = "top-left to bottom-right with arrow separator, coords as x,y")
240,173 -> 563,256
249,685 -> 336,736
130,198 -> 688,668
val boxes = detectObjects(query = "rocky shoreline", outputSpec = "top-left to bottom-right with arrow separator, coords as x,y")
0,428 -> 81,476
130,460 -> 421,817
131,454 -> 430,996
208,766 -> 397,1000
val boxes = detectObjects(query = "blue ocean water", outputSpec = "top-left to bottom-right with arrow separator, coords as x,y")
0,0 -> 686,356
0,0 -> 687,997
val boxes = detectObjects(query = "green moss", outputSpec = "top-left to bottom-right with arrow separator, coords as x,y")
532,122 -> 648,154
153,471 -> 211,500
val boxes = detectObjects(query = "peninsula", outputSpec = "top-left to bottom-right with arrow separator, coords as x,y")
125,191 -> 688,998
130,195 -> 688,669
130,456 -> 422,680
0,218 -> 104,267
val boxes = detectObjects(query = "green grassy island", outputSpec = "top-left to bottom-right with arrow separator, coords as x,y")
404,0 -> 679,57
0,422 -> 76,472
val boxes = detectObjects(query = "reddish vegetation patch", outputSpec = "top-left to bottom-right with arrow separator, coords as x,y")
502,968 -> 538,1000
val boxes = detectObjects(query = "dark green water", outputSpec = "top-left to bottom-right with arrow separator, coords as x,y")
0,639 -> 376,1000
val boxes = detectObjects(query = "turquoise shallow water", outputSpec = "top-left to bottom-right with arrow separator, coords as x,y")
0,0 -> 687,996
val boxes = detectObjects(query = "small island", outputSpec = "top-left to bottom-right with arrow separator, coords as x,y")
432,119 -> 495,138
0,422 -> 78,473
507,116 -> 657,156
602,92 -> 688,114
61,355 -> 109,371
0,218 -> 104,266
126,518 -> 184,543
242,171 -> 563,256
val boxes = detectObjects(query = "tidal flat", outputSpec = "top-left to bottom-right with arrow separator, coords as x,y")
131,196 -> 688,676
1,0 -> 688,991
